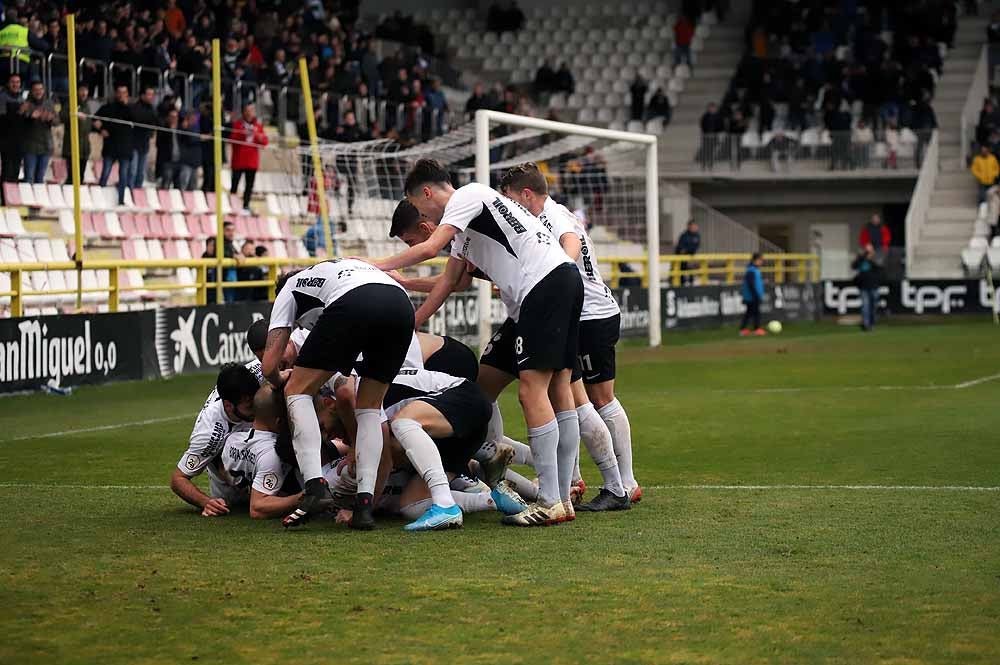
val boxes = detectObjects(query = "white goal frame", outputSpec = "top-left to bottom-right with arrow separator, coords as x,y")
473,110 -> 661,349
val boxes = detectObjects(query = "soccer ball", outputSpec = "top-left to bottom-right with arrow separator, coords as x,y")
767,320 -> 783,334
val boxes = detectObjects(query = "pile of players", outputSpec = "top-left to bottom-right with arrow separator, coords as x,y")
169,160 -> 641,530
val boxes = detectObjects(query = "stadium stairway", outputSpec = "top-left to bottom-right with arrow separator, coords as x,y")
655,21 -> 746,174
909,15 -> 990,278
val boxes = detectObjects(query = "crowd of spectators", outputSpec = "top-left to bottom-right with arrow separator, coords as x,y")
713,0 -> 948,142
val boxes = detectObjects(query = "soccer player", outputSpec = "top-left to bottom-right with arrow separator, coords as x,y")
372,159 -> 584,526
218,384 -> 303,519
262,259 -> 415,530
499,163 -> 637,509
170,363 -> 260,515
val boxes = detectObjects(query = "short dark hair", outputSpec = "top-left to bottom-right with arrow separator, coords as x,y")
245,318 -> 269,354
499,162 -> 547,196
216,363 -> 260,405
255,245 -> 267,256
389,199 -> 420,238
29,80 -> 43,88
404,158 -> 451,195
751,252 -> 763,262
275,268 -> 305,295
223,221 -> 234,228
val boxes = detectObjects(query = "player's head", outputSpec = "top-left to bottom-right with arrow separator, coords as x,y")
245,318 -> 269,362
751,251 -> 764,266
216,363 -> 259,422
275,268 -> 305,296
252,383 -> 286,431
404,158 -> 454,224
499,162 -> 547,216
389,198 -> 436,247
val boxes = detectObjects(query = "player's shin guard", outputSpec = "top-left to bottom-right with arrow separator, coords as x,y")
503,468 -> 539,501
451,490 -> 494,513
286,393 -> 324,482
391,418 -> 455,508
578,403 -> 625,496
354,409 -> 384,496
528,419 -> 560,506
598,399 -> 637,489
555,410 -> 580,503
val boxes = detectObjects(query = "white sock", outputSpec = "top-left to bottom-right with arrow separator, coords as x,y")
598,399 -> 637,488
355,408 -> 384,495
528,419 -> 560,506
286,394 -> 323,482
578,403 -> 624,496
391,418 -> 455,508
400,498 -> 432,521
555,410 -> 580,503
474,401 -> 504,463
572,446 -> 582,483
452,490 -> 494,513
504,469 -> 538,501
504,436 -> 534,465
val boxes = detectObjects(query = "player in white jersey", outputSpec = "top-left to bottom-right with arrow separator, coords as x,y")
218,384 -> 303,519
170,363 -> 261,515
500,164 -> 637,510
372,159 -> 584,526
263,259 -> 416,530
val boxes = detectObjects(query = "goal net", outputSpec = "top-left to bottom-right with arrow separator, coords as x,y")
303,110 -> 661,349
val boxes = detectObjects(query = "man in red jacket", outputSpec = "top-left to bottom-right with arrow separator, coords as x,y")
229,103 -> 268,213
858,213 -> 890,262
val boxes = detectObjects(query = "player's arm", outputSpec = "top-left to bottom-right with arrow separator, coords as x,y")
559,232 -> 582,261
414,255 -> 468,328
170,467 -> 228,515
373,223 -> 459,271
262,327 -> 291,386
249,489 -> 302,520
392,268 -> 473,294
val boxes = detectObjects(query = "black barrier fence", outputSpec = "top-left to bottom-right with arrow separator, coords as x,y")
822,279 -> 1000,316
0,283 -> 829,394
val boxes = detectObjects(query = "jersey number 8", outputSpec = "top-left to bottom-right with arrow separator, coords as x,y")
515,336 -> 524,355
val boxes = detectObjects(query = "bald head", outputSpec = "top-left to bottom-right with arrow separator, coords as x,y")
252,384 -> 286,431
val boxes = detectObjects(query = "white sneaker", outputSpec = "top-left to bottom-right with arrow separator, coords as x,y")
501,500 -> 569,527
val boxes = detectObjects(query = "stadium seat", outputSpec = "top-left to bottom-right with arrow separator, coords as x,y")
119,212 -> 138,237
105,212 -> 126,238
962,245 -> 986,271
32,184 -> 53,209
170,213 -> 191,238
143,187 -> 162,211
3,209 -> 27,237
46,184 -> 68,209
3,183 -> 21,206
19,182 -> 38,208
167,189 -> 186,213
674,64 -> 691,80
987,248 -> 1000,270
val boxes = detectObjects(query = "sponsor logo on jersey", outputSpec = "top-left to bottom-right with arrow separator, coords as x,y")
296,276 -> 327,288
184,454 -> 200,471
580,239 -> 597,280
262,472 -> 278,491
491,197 -> 527,234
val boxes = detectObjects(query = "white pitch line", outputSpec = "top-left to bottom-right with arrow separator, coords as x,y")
1,414 -> 193,443
0,483 -> 168,490
954,372 -> 1000,389
645,484 -> 1000,492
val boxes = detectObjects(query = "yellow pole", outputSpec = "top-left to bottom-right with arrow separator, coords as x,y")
67,14 -> 83,310
298,57 -> 332,258
212,39 -> 224,304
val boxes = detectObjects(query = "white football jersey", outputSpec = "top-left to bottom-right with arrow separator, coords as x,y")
220,428 -> 293,496
383,368 -> 465,419
323,460 -> 411,513
268,259 -> 406,332
540,197 -> 620,321
176,359 -> 262,479
443,183 -> 573,322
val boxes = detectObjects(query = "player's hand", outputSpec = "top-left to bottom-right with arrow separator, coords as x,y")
336,451 -> 356,476
273,368 -> 293,387
201,497 -> 229,516
335,508 -> 353,524
386,269 -> 407,285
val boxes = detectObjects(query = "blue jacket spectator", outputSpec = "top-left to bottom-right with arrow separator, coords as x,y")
740,252 -> 766,335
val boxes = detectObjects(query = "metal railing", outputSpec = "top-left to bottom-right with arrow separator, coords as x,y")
904,131 -> 940,277
0,253 -> 819,318
697,130 -> 931,172
960,45 -> 990,166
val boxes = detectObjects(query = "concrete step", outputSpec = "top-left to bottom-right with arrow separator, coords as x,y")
931,188 -> 980,207
935,171 -> 980,189
927,205 -> 979,221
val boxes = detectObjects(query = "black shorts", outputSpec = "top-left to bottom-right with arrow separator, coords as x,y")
479,317 -> 517,377
421,380 -> 493,475
571,313 -> 620,384
515,263 -> 583,372
424,336 -> 480,382
295,284 -> 415,384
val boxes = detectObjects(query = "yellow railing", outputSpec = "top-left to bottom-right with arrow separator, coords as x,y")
0,253 -> 819,318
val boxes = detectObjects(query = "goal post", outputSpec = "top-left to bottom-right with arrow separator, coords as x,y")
473,110 -> 661,348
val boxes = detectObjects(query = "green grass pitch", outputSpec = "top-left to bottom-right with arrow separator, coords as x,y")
1,320 -> 998,664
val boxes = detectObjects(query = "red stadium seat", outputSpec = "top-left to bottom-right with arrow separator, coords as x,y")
131,188 -> 149,209
93,213 -> 113,239
119,213 -> 137,237
146,215 -> 165,239
133,213 -> 151,237
3,182 -> 21,206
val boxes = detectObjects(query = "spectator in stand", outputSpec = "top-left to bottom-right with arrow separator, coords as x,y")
237,241 -> 265,301
554,63 -> 574,94
646,88 -> 672,124
852,244 -> 882,332
323,110 -> 370,214
424,78 -> 448,136
20,80 -> 55,184
229,102 -> 268,213
198,100 -> 215,194
675,220 -> 701,286
852,119 -> 875,169
156,107 -> 183,188
177,112 -> 203,190
164,0 -> 187,39
60,83 -> 95,185
976,98 -> 1000,146
202,236 -> 218,304
630,74 -> 648,121
971,145 -> 999,204
728,110 -> 749,168
270,48 -> 292,86
700,101 -> 725,169
673,14 -> 695,72
859,214 -> 890,263
739,253 -> 766,337
0,74 -> 24,186
827,103 -> 852,170
534,61 -> 556,95
220,221 -> 241,303
130,86 -> 158,189
97,84 -> 135,206
465,83 -> 489,118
